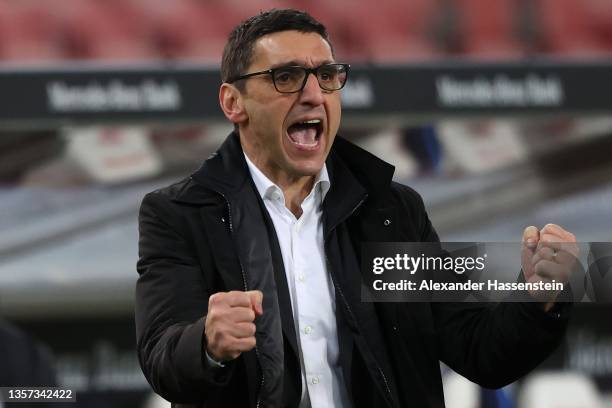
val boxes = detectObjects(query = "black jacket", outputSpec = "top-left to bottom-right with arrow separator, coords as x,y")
136,132 -> 569,408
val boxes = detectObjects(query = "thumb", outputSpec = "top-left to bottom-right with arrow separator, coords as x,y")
521,225 -> 539,281
246,290 -> 263,316
522,225 -> 540,249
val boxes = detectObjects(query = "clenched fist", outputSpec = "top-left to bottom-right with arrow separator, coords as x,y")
521,223 -> 578,309
205,290 -> 263,362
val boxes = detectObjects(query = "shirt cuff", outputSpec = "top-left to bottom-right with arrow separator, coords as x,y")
205,349 -> 226,369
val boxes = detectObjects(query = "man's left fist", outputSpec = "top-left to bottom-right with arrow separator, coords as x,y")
521,223 -> 579,309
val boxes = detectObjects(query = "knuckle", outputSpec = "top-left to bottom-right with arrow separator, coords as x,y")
544,223 -> 558,231
534,263 -> 545,275
238,337 -> 255,351
210,292 -> 229,306
248,337 -> 257,349
211,306 -> 228,320
229,338 -> 241,351
207,309 -> 218,323
230,290 -> 246,299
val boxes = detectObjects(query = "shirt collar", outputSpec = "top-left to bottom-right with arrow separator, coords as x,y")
243,153 -> 330,205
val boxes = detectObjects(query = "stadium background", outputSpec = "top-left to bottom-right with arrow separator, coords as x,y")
1,0 -> 612,407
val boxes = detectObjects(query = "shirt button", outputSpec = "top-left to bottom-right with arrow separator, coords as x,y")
303,325 -> 312,335
311,376 -> 320,385
298,275 -> 305,283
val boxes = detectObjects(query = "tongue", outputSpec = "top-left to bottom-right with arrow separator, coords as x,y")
288,126 -> 317,145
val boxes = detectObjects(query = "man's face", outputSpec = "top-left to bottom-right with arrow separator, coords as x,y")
236,30 -> 342,181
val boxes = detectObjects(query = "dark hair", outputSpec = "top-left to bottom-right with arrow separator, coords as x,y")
221,9 -> 333,88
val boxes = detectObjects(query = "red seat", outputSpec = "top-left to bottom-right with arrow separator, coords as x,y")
287,0 -> 359,61
0,4 -> 11,60
340,0 -> 442,62
538,0 -> 612,57
210,0 -> 316,45
60,0 -> 157,60
454,0 -> 525,59
128,0 -> 228,61
582,0 -> 612,51
0,2 -> 65,62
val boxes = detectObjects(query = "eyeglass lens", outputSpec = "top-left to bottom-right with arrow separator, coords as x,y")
272,64 -> 348,92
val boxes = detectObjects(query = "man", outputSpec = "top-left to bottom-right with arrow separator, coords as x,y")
0,319 -> 58,408
136,9 -> 576,408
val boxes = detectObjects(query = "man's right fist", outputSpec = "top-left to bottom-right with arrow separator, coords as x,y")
205,290 -> 263,362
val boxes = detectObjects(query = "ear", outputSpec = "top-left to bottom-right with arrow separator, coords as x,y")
219,83 -> 248,125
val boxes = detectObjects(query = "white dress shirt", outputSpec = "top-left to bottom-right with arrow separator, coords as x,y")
244,154 -> 351,408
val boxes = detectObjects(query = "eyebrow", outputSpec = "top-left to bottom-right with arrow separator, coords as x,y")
269,60 -> 335,69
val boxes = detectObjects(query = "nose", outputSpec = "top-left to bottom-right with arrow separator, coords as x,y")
298,72 -> 325,106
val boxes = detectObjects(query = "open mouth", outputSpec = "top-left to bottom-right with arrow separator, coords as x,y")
286,119 -> 323,149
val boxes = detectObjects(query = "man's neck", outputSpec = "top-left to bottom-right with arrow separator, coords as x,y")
280,176 -> 315,218
243,150 -> 317,218
259,167 -> 315,218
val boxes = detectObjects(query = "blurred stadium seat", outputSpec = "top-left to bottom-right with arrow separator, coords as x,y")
2,0 -> 612,63
454,0 -> 525,59
0,2 -> 65,62
59,0 -> 156,61
537,0 -> 612,57
131,0 -> 226,61
345,0 -> 443,62
583,0 -> 612,48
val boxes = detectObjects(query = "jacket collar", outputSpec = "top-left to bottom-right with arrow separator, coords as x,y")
173,131 -> 396,206
191,131 -> 251,197
328,136 -> 395,200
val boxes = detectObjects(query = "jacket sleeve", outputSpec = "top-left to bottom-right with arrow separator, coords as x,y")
135,192 -> 235,403
433,300 -> 569,388
396,183 -> 571,388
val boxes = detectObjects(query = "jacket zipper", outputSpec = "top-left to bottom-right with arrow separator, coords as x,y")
214,189 -> 392,407
324,256 -> 394,406
216,190 -> 265,408
325,195 -> 396,408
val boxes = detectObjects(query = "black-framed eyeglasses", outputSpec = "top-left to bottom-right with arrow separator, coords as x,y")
226,63 -> 350,93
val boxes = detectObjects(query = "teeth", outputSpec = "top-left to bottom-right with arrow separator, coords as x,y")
300,119 -> 321,125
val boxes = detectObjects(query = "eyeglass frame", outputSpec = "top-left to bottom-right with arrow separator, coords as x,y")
225,63 -> 350,93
